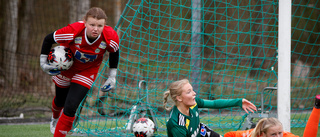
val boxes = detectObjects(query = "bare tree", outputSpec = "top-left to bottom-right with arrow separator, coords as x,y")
69,0 -> 91,23
4,0 -> 19,87
114,0 -> 122,36
114,0 -> 121,25
18,0 -> 34,54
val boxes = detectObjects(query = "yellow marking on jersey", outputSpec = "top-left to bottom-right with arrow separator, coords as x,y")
186,119 -> 190,129
190,103 -> 197,109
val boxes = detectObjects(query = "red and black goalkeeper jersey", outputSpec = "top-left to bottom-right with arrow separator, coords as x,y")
53,21 -> 119,71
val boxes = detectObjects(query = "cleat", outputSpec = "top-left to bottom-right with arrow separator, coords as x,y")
50,116 -> 59,134
315,95 -> 320,109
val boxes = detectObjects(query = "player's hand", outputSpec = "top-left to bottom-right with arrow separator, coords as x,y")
101,68 -> 117,92
242,99 -> 257,114
40,54 -> 61,76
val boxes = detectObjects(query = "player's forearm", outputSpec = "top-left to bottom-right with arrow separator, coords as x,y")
109,49 -> 119,68
41,32 -> 56,55
202,98 -> 242,109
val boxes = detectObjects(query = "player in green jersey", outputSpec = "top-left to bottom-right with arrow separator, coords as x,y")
163,79 -> 257,137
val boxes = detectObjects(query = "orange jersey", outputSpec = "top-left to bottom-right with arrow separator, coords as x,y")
224,129 -> 299,137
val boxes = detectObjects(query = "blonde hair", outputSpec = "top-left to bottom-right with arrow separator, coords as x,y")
251,117 -> 283,137
163,79 -> 189,111
84,7 -> 107,24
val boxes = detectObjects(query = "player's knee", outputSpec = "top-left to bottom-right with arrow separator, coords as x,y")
54,99 -> 66,107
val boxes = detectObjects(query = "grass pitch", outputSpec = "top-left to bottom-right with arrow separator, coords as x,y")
0,123 -> 315,137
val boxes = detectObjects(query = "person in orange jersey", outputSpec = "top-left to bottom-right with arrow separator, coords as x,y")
224,95 -> 320,137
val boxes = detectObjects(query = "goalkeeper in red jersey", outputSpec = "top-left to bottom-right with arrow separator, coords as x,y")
40,7 -> 119,137
224,95 -> 320,137
163,79 -> 257,137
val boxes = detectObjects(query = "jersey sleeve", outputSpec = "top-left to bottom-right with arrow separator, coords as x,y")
53,21 -> 85,45
103,26 -> 119,53
200,98 -> 242,109
109,50 -> 119,68
195,97 -> 205,108
41,32 -> 55,55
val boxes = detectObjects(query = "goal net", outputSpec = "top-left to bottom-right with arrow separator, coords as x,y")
70,0 -> 320,136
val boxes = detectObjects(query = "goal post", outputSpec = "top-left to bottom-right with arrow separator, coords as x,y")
278,0 -> 292,132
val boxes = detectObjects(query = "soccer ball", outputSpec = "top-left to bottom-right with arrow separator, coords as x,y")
47,46 -> 74,71
132,117 -> 155,137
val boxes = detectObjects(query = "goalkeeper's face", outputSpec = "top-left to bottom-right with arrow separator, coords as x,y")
262,124 -> 283,137
177,83 -> 196,108
85,17 -> 106,39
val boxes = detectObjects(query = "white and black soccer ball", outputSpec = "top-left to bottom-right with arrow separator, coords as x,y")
48,46 -> 74,71
132,117 -> 155,137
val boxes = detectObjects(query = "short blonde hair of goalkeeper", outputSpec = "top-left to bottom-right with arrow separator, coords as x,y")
251,117 -> 283,137
163,79 -> 189,111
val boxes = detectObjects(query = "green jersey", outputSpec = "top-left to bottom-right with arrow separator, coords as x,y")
166,97 -> 242,137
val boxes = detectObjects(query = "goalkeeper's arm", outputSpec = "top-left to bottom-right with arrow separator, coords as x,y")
40,32 -> 60,76
101,50 -> 119,92
109,49 -> 119,68
41,32 -> 56,55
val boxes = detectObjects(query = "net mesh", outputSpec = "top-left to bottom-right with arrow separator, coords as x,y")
72,0 -> 320,136
0,0 -> 319,136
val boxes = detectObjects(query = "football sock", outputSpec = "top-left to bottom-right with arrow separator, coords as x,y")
54,113 -> 75,137
303,97 -> 320,137
315,95 -> 320,109
52,97 -> 63,119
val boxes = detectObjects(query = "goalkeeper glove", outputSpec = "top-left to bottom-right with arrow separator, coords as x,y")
101,68 -> 117,92
40,54 -> 61,76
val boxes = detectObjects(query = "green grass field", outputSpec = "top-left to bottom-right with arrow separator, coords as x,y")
0,123 -> 316,137
0,114 -> 317,137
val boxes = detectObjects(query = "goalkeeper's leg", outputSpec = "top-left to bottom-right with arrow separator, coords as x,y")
54,83 -> 89,137
303,95 -> 320,137
51,86 -> 69,134
51,98 -> 63,134
52,97 -> 64,119
52,86 -> 69,118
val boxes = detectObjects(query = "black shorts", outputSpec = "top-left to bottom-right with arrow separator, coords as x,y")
200,123 -> 220,137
